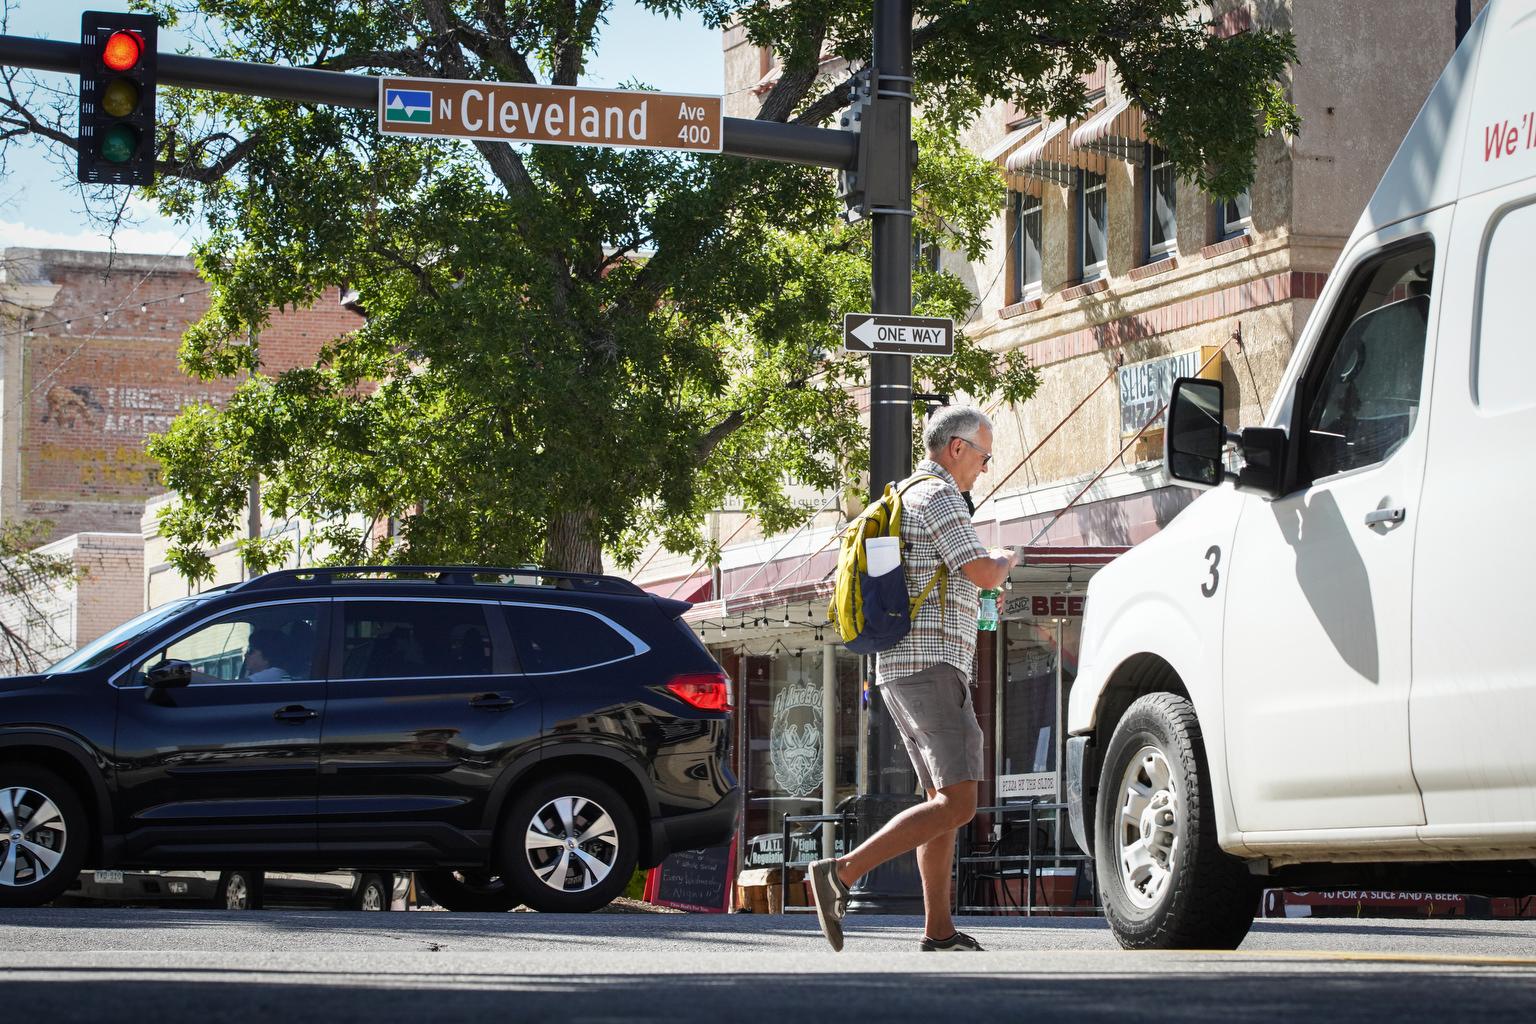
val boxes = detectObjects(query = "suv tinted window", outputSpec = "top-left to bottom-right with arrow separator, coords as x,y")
504,604 -> 636,673
136,602 -> 323,684
341,601 -> 494,679
1299,240 -> 1434,482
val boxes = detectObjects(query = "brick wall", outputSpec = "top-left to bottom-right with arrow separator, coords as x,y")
0,248 -> 362,542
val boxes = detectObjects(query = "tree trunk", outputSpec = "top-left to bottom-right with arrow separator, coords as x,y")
544,508 -> 603,573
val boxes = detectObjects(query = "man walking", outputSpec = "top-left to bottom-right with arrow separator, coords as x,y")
811,406 -> 1017,952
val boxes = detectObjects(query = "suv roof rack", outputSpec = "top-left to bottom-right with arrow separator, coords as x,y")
232,565 -> 646,597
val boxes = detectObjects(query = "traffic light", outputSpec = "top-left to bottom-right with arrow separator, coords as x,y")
78,11 -> 157,186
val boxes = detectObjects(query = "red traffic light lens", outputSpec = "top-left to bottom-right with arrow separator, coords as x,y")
102,31 -> 143,72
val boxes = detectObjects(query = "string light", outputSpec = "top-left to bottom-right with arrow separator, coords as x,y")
139,303 -> 147,313
178,294 -> 186,303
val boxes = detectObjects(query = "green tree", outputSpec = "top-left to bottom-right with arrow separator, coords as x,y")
9,1 -> 1298,577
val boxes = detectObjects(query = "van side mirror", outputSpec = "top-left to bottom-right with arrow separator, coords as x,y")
146,659 -> 193,688
1165,378 -> 1230,489
1165,377 -> 1287,498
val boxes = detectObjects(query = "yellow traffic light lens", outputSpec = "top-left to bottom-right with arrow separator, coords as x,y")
103,31 -> 143,72
100,124 -> 140,164
102,78 -> 140,118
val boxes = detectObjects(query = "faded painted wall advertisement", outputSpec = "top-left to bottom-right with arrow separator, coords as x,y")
21,341 -> 226,502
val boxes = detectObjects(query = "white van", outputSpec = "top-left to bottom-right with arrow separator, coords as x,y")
1066,0 -> 1536,949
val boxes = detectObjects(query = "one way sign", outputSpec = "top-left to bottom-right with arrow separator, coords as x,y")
842,313 -> 955,356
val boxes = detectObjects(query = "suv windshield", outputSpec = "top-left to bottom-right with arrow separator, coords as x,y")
47,597 -> 208,674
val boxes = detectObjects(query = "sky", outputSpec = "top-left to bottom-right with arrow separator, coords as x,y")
0,1 -> 727,255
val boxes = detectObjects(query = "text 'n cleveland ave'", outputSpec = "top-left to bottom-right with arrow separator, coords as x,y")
379,78 -> 723,154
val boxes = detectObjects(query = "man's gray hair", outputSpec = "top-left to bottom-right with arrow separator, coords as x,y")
923,405 -> 992,455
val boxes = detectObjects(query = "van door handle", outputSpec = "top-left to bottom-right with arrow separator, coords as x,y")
469,694 -> 521,711
1364,507 -> 1407,527
273,705 -> 319,723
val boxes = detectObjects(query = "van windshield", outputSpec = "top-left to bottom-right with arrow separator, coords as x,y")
46,597 -> 208,674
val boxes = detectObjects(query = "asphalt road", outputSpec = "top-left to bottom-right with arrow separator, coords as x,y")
2,909 -> 1534,1022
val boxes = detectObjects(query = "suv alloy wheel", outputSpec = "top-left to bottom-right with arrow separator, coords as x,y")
0,765 -> 89,908
501,774 -> 638,914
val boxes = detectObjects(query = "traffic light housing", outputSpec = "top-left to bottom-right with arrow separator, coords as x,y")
78,11 -> 157,186
836,69 -> 910,224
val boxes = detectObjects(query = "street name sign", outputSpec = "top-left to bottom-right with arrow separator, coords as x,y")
378,76 -> 723,154
842,313 -> 955,356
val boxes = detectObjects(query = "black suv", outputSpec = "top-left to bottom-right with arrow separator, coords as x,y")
0,566 -> 738,913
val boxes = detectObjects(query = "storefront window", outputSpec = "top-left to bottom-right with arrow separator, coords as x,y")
735,645 -> 861,866
997,602 -> 1082,804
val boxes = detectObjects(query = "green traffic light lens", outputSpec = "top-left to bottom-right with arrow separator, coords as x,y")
100,124 -> 140,164
102,78 -> 140,118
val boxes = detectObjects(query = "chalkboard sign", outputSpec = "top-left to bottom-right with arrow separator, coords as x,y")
644,838 -> 735,913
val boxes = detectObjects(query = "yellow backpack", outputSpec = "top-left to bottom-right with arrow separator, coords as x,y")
827,475 -> 948,655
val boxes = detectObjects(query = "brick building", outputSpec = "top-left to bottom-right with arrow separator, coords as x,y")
0,247 -> 361,542
0,246 -> 362,665
653,0 -> 1485,871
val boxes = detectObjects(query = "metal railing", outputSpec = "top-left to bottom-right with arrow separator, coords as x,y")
778,811 -> 855,914
955,800 -> 1100,916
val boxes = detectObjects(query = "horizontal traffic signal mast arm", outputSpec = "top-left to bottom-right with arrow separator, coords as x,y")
0,34 -> 857,170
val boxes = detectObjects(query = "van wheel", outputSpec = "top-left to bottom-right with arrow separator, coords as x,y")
216,870 -> 263,910
499,774 -> 638,913
416,870 -> 522,912
0,765 -> 90,908
1095,693 -> 1256,949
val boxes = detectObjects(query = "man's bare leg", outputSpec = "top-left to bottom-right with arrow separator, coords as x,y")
916,828 -> 958,939
834,781 -> 978,890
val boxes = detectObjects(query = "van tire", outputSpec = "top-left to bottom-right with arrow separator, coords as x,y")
1095,692 -> 1255,949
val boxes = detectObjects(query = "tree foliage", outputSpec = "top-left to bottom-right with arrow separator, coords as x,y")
9,1 -> 1297,577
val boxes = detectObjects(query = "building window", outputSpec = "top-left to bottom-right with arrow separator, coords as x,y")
1221,190 -> 1252,240
1076,169 -> 1108,282
1010,191 -> 1042,302
1144,145 -> 1177,262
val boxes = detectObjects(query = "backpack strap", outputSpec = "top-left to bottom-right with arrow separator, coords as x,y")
891,473 -> 949,619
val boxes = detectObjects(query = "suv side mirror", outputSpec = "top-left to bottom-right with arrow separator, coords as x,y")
146,659 -> 193,688
1165,378 -> 1288,498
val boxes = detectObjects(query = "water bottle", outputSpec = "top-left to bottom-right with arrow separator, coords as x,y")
977,588 -> 999,632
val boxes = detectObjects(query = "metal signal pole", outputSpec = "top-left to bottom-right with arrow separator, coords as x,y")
848,0 -> 924,915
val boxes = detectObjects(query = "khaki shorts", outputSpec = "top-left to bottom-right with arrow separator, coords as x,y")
878,663 -> 986,793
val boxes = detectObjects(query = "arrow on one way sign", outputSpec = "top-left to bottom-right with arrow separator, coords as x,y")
842,313 -> 955,356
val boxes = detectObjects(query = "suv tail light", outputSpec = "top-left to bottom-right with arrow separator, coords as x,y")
666,672 -> 733,712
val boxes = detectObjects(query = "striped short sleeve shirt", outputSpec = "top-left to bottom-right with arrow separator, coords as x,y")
875,460 -> 990,685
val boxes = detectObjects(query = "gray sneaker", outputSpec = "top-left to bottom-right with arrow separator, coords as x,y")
808,858 -> 849,952
920,930 -> 984,952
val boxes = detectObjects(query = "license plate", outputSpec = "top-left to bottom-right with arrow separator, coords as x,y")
93,870 -> 125,885
168,881 -> 188,894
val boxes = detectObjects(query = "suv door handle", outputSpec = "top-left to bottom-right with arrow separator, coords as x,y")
273,705 -> 319,723
1364,506 -> 1407,527
469,693 -> 521,711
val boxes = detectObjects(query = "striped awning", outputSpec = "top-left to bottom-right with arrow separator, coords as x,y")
984,120 -> 1045,194
1005,118 -> 1075,187
1069,96 -> 1146,161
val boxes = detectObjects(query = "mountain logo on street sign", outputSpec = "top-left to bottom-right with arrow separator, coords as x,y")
384,89 -> 433,124
842,313 -> 955,356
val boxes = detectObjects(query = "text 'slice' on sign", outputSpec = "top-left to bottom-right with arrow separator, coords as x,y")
378,77 -> 723,154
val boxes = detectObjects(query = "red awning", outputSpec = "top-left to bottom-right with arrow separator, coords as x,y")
640,573 -> 713,604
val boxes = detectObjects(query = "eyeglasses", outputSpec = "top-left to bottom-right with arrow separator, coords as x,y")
951,435 -> 992,467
